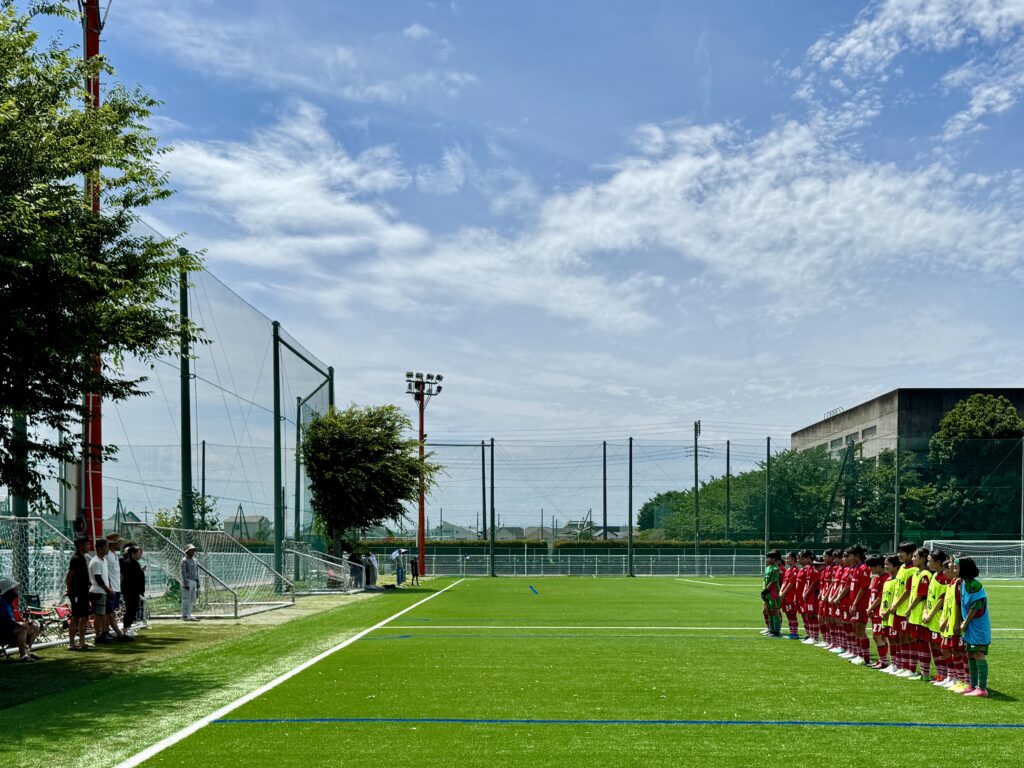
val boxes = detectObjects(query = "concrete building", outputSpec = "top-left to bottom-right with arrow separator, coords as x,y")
792,388 -> 1024,460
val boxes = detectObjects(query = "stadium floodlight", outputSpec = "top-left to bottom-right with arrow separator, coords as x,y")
403,369 -> 446,582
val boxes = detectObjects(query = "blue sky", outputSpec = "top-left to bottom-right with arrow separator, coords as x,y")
32,1 -> 1024,529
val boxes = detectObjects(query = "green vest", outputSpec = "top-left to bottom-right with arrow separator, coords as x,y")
908,569 -> 929,625
924,574 -> 945,632
880,578 -> 897,627
893,564 -> 917,617
939,578 -> 960,638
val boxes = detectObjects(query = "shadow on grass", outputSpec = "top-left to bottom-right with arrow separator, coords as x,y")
0,634 -> 191,710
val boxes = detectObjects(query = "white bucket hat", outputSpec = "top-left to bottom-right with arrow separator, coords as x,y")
0,576 -> 19,594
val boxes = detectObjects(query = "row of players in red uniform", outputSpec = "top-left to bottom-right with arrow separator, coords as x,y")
763,543 -> 990,694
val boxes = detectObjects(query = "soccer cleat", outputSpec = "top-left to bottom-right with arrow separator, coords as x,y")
942,679 -> 958,690
951,682 -> 971,694
830,646 -> 846,654
894,669 -> 913,678
814,641 -> 829,648
839,651 -> 855,659
957,686 -> 976,695
882,664 -> 898,674
802,638 -> 817,645
850,657 -> 866,666
787,634 -> 801,640
759,628 -> 771,635
964,688 -> 988,698
906,673 -> 923,681
931,678 -> 946,687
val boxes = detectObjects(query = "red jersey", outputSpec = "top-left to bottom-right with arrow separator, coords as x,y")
794,564 -> 809,600
869,572 -> 890,620
782,565 -> 799,596
851,563 -> 871,610
805,566 -> 821,602
838,566 -> 854,606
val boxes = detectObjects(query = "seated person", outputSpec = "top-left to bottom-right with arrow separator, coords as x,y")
1,576 -> 41,663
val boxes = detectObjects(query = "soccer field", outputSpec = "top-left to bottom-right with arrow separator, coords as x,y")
136,577 -> 1024,767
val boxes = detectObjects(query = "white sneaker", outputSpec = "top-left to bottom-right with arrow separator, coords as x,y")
830,646 -> 846,654
942,678 -> 958,689
838,651 -> 853,659
814,641 -> 829,648
850,657 -> 866,666
759,628 -> 771,635
931,679 -> 946,687
802,638 -> 817,645
906,673 -> 923,681
883,664 -> 899,674
895,669 -> 913,678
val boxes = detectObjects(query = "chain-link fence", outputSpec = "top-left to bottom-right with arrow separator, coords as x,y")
0,515 -> 75,604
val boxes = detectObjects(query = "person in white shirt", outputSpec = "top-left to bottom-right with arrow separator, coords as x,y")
88,539 -> 114,643
104,532 -> 126,641
180,545 -> 200,621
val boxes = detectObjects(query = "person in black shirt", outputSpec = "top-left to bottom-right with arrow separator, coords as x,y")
120,545 -> 146,637
65,538 -> 92,651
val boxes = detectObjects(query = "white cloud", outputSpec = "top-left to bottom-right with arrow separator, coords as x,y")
416,145 -> 471,194
120,1 -> 475,105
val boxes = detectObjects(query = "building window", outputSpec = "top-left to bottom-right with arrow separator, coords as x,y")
846,433 -> 859,444
830,437 -> 843,449
862,425 -> 877,438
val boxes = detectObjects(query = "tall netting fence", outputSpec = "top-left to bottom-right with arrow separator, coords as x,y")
122,521 -> 293,617
0,516 -> 75,604
285,548 -> 364,593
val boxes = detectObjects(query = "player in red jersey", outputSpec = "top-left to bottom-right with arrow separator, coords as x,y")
846,545 -> 871,665
829,548 -> 853,656
778,552 -> 801,638
795,550 -> 816,643
866,554 -> 894,669
818,549 -> 836,649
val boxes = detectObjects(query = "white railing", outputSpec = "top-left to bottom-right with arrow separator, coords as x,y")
415,553 -> 766,577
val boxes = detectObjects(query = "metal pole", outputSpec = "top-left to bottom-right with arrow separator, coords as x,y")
893,437 -> 901,552
694,420 -> 701,556
628,437 -> 634,576
294,397 -> 302,543
82,0 -> 104,544
602,440 -> 608,540
272,321 -> 283,583
480,440 -> 487,539
417,390 -> 426,577
726,439 -> 731,539
764,436 -> 771,555
201,439 -> 206,501
1020,436 -> 1023,577
328,366 -> 335,409
490,438 -> 496,576
179,266 -> 194,529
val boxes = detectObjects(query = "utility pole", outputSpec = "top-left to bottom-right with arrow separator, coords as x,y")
765,436 -> 771,555
489,437 -> 496,576
725,439 -> 731,539
480,440 -> 487,539
82,0 -> 107,543
602,440 -> 608,540
694,420 -> 701,557
893,437 -> 901,552
628,437 -> 634,576
201,439 -> 206,501
179,260 -> 193,529
405,372 -> 444,577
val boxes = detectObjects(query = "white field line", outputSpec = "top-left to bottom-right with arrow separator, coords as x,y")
378,625 -> 765,630
116,579 -> 466,768
673,578 -> 743,587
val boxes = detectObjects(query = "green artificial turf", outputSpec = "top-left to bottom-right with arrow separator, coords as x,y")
137,578 -> 1024,767
1,587 -> 451,766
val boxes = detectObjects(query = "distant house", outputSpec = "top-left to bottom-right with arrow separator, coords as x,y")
224,514 -> 272,541
431,521 -> 478,540
495,526 -> 525,541
103,509 -> 142,534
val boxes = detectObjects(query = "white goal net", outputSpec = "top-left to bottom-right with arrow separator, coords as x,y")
924,540 -> 1024,579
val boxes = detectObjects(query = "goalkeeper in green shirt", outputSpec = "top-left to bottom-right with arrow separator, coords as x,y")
762,550 -> 784,637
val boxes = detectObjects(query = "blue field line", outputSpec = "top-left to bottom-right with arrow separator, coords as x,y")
529,585 -> 539,594
211,716 -> 1022,730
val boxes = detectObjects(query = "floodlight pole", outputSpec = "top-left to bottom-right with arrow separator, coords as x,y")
725,440 -> 731,539
764,436 -> 771,555
480,441 -> 487,539
694,420 -> 701,559
628,437 -> 634,577
82,0 -> 106,544
490,437 -> 496,576
602,440 -> 607,540
405,372 -> 443,577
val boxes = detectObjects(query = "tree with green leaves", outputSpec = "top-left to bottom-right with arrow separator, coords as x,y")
1,2 -> 200,505
925,394 -> 1024,534
301,405 -> 442,544
154,490 -> 221,531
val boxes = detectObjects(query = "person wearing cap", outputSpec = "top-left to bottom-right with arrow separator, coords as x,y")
180,545 -> 200,621
66,537 -> 93,650
104,532 -> 127,642
2,576 -> 42,662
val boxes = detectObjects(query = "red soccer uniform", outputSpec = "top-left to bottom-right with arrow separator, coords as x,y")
852,563 -> 871,612
869,572 -> 890,622
794,565 -> 808,609
781,566 -> 799,609
803,566 -> 821,613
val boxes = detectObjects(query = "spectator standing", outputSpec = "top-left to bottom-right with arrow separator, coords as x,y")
1,577 -> 40,662
66,537 -> 92,651
366,551 -> 379,587
409,555 -> 420,586
180,544 -> 200,621
104,532 -> 126,641
89,539 -> 113,643
120,545 -> 146,638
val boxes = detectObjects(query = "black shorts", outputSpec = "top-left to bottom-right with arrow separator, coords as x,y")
70,591 -> 91,618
